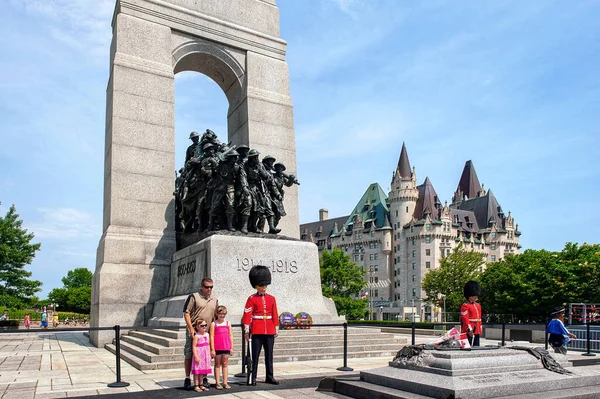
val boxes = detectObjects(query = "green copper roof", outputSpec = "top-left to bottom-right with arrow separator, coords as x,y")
344,183 -> 390,230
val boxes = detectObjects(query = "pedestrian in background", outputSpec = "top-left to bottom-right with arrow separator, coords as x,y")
547,306 -> 576,355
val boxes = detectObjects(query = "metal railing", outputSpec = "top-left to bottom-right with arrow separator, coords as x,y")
0,322 -> 357,388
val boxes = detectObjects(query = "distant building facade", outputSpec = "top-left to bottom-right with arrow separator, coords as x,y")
300,143 -> 521,321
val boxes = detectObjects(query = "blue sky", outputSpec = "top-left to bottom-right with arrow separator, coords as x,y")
1,0 -> 599,298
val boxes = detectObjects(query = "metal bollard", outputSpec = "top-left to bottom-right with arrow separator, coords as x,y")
582,323 -> 596,357
336,322 -> 353,371
501,323 -> 506,347
234,327 -> 248,377
411,321 -> 416,346
107,325 -> 130,388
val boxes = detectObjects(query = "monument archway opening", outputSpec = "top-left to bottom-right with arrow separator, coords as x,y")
91,0 -> 301,347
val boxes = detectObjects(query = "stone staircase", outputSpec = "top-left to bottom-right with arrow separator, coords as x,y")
105,326 -> 406,371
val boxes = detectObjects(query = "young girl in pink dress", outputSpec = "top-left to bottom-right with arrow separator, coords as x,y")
210,306 -> 234,390
24,314 -> 31,329
192,319 -> 212,392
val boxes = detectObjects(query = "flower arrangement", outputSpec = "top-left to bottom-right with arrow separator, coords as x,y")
295,312 -> 312,329
279,312 -> 297,329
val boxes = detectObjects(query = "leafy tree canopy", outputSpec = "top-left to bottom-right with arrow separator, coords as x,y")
62,268 -> 93,289
422,244 -> 485,315
0,205 -> 42,307
48,268 -> 92,314
320,247 -> 367,320
480,243 -> 600,322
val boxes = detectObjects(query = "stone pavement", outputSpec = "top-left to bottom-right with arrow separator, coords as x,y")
0,330 -> 599,399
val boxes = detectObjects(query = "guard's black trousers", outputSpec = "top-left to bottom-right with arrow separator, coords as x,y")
251,334 -> 275,382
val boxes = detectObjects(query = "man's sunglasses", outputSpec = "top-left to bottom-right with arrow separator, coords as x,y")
202,285 -> 213,289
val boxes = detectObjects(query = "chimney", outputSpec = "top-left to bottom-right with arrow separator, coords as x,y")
319,208 -> 329,221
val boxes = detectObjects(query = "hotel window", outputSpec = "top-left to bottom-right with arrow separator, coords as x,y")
396,210 -> 398,217
369,254 -> 373,260
394,258 -> 397,264
426,249 -> 431,256
491,255 -> 496,262
374,254 -> 378,260
411,226 -> 414,232
412,263 -> 416,270
426,261 -> 431,268
412,275 -> 416,282
360,255 -> 363,261
371,231 -> 375,237
406,206 -> 409,213
491,244 -> 496,250
398,256 -> 401,263
412,250 -> 416,257
426,224 -> 431,231
354,255 -> 359,261
412,288 -> 417,297
369,242 -> 374,249
491,232 -> 497,239
375,277 -> 379,283
374,265 -> 379,271
425,236 -> 431,244
412,238 -> 416,246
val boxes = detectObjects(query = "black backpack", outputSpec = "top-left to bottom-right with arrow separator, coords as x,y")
548,333 -> 564,347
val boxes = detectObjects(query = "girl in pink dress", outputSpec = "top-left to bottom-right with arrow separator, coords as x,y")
192,319 -> 212,392
210,306 -> 234,389
24,314 -> 31,329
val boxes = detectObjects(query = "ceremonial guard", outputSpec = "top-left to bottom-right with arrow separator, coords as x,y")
460,280 -> 482,347
242,265 -> 279,386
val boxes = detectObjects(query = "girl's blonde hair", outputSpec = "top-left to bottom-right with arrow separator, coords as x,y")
215,305 -> 228,317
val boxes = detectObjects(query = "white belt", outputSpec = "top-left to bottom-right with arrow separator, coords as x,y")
252,315 -> 272,320
469,319 -> 481,322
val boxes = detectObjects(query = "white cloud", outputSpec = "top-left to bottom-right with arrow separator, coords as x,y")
28,207 -> 100,239
9,0 -> 114,60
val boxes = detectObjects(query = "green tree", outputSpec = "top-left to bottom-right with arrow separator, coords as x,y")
0,205 -> 42,307
421,244 -> 485,318
48,268 -> 92,314
480,243 -> 600,321
61,267 -> 93,289
320,247 -> 367,320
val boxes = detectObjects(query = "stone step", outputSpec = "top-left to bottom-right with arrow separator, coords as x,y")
334,379 -> 433,399
117,340 -> 183,363
134,326 -> 388,340
109,326 -> 405,371
128,330 -> 185,347
106,344 -> 181,371
130,329 -> 399,346
121,335 -> 180,355
119,333 -> 400,359
107,341 -> 399,371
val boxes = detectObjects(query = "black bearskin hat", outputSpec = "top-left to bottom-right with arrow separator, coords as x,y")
463,280 -> 481,299
249,265 -> 271,287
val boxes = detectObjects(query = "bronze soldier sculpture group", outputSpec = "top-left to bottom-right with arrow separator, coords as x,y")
174,129 -> 299,235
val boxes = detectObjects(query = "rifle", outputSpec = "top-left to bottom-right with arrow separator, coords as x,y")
245,331 -> 253,385
282,172 -> 300,186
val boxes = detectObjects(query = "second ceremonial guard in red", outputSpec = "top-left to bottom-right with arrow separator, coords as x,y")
242,265 -> 279,385
460,280 -> 482,347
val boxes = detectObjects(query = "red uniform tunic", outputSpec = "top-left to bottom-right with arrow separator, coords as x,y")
460,301 -> 482,335
242,293 -> 279,335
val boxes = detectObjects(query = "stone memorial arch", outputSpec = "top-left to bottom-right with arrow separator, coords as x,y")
91,0 -> 299,346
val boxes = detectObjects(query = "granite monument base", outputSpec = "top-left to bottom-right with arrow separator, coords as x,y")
148,234 -> 343,326
330,347 -> 600,399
